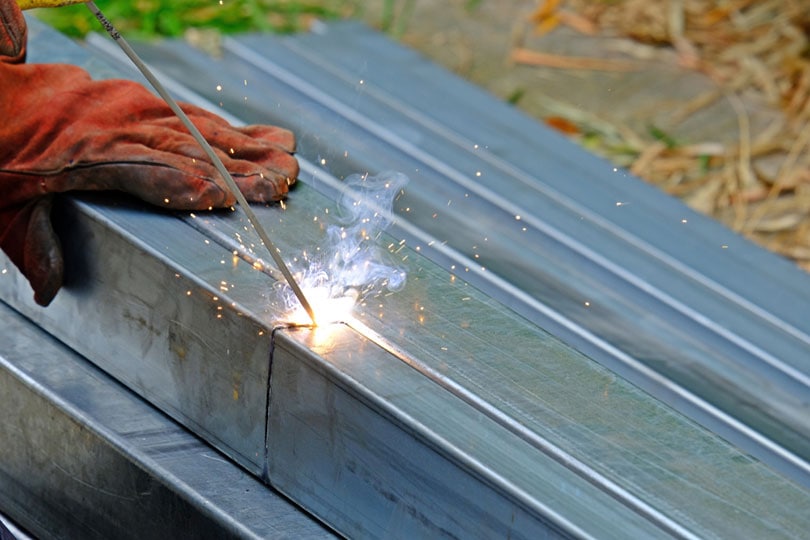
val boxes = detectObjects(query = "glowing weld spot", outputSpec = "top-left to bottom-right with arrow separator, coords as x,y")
287,287 -> 359,326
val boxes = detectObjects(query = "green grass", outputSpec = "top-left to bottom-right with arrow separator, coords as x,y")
34,0 -> 359,38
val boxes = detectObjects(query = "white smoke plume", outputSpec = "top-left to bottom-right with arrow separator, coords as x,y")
283,170 -> 409,324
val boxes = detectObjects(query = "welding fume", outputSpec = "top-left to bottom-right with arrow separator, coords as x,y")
282,171 -> 409,325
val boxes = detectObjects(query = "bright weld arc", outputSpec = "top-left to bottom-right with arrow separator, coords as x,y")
84,1 -> 316,325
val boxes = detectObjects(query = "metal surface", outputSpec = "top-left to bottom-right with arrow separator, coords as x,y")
121,24 -> 810,482
3,15 -> 810,539
0,193 -> 278,475
268,325 -> 664,539
0,301 -> 334,539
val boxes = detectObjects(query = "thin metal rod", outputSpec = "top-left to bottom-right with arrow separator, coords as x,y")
84,1 -> 315,324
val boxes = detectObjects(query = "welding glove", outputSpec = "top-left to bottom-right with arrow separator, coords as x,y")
0,0 -> 299,306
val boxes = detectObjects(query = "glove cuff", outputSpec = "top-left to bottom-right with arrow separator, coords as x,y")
0,196 -> 63,306
0,0 -> 27,63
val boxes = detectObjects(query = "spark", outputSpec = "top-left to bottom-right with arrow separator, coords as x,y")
280,171 -> 409,326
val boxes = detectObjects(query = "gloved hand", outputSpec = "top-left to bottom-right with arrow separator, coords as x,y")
1,0 -> 299,306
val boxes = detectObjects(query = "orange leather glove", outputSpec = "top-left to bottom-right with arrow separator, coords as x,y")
1,0 -> 299,305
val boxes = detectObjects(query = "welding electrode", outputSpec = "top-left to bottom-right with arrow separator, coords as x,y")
82,1 -> 316,324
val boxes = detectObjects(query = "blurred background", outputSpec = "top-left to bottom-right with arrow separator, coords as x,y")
35,0 -> 810,271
